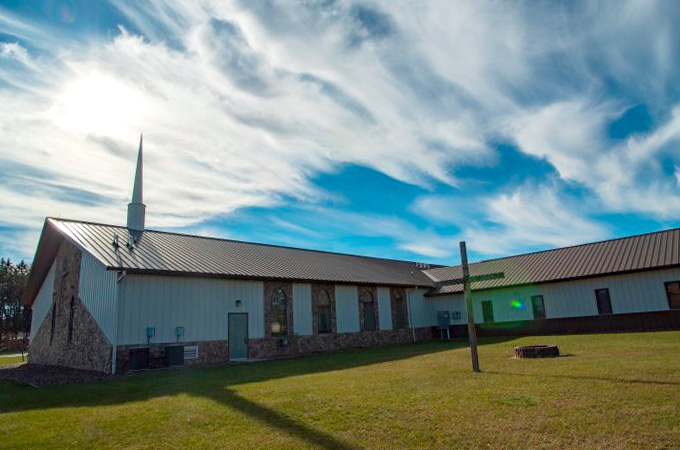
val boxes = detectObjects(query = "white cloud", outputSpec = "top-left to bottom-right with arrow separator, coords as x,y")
1,0 -> 679,260
411,182 -> 609,258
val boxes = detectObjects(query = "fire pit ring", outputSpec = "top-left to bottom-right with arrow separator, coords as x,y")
514,345 -> 560,358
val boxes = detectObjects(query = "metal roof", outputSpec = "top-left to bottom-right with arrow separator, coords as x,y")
424,227 -> 680,296
40,217 -> 436,287
23,217 -> 680,305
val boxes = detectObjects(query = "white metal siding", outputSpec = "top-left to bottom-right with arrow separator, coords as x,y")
424,268 -> 680,325
377,287 -> 392,330
407,289 -> 431,327
30,261 -> 56,340
79,252 -> 117,341
427,294 -> 466,326
117,275 -> 264,345
335,285 -> 360,333
293,283 -> 313,336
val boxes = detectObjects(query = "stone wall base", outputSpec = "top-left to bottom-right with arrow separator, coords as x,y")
116,340 -> 228,373
250,327 -> 433,359
115,327 -> 434,373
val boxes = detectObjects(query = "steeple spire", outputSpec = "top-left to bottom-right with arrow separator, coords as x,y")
127,134 -> 146,231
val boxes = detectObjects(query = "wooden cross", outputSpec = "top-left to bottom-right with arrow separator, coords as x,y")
436,241 -> 505,372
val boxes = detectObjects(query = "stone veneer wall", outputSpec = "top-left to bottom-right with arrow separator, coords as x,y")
28,241 -> 112,373
116,340 -> 228,373
250,327 -> 433,359
115,326 -> 433,372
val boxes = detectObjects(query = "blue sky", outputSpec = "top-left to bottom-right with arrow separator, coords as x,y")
1,1 -> 680,265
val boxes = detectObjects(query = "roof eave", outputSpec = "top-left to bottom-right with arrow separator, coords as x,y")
106,266 -> 436,288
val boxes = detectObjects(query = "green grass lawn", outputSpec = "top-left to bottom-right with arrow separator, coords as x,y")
1,331 -> 679,450
0,356 -> 25,367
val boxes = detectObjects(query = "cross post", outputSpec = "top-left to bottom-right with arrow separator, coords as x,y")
460,241 -> 480,372
438,242 -> 505,372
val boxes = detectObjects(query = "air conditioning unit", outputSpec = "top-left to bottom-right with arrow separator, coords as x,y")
165,345 -> 185,367
129,347 -> 150,371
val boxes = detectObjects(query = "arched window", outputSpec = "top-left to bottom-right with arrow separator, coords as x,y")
362,290 -> 376,331
270,288 -> 287,336
317,288 -> 332,334
395,294 -> 408,329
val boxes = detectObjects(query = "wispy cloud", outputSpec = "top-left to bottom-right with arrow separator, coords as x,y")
1,1 -> 679,262
411,182 -> 609,258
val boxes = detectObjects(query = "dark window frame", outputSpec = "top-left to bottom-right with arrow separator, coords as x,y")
317,288 -> 333,334
270,288 -> 288,336
665,281 -> 680,310
482,300 -> 494,323
531,295 -> 546,320
362,290 -> 376,331
595,288 -> 613,315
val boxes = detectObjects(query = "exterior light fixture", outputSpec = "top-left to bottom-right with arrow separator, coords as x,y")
236,299 -> 242,307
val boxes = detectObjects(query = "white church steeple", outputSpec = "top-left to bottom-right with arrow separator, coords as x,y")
127,134 -> 146,231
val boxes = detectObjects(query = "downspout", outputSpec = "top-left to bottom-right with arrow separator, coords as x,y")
111,270 -> 126,374
406,287 -> 417,343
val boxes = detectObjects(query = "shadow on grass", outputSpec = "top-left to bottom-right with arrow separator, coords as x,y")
1,338 -> 523,449
0,339 -> 489,412
484,370 -> 680,386
211,388 -> 361,450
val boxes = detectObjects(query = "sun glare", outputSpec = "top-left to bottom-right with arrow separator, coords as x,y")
53,74 -> 145,136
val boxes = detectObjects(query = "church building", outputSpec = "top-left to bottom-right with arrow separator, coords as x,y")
23,140 -> 680,374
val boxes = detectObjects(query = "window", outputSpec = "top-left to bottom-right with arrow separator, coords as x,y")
531,295 -> 546,320
270,288 -> 288,336
394,294 -> 408,329
595,288 -> 613,315
665,281 -> 680,310
482,300 -> 494,323
67,296 -> 75,344
362,290 -> 376,331
317,288 -> 332,334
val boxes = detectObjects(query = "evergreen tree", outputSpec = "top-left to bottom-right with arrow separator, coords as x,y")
0,258 -> 31,348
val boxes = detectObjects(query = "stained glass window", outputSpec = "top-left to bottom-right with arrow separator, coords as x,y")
271,288 -> 287,335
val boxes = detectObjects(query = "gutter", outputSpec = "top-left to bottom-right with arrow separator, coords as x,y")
406,287 -> 417,343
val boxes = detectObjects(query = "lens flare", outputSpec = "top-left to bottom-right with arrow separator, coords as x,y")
511,299 -> 525,310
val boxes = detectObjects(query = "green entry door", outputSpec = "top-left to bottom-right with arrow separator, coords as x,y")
229,313 -> 249,360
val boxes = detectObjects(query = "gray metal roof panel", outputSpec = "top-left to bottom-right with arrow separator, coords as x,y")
24,218 -> 680,305
48,218 -> 437,287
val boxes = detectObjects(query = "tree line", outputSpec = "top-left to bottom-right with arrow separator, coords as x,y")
0,258 -> 31,349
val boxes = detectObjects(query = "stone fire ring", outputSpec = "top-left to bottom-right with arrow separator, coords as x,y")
514,345 -> 560,358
